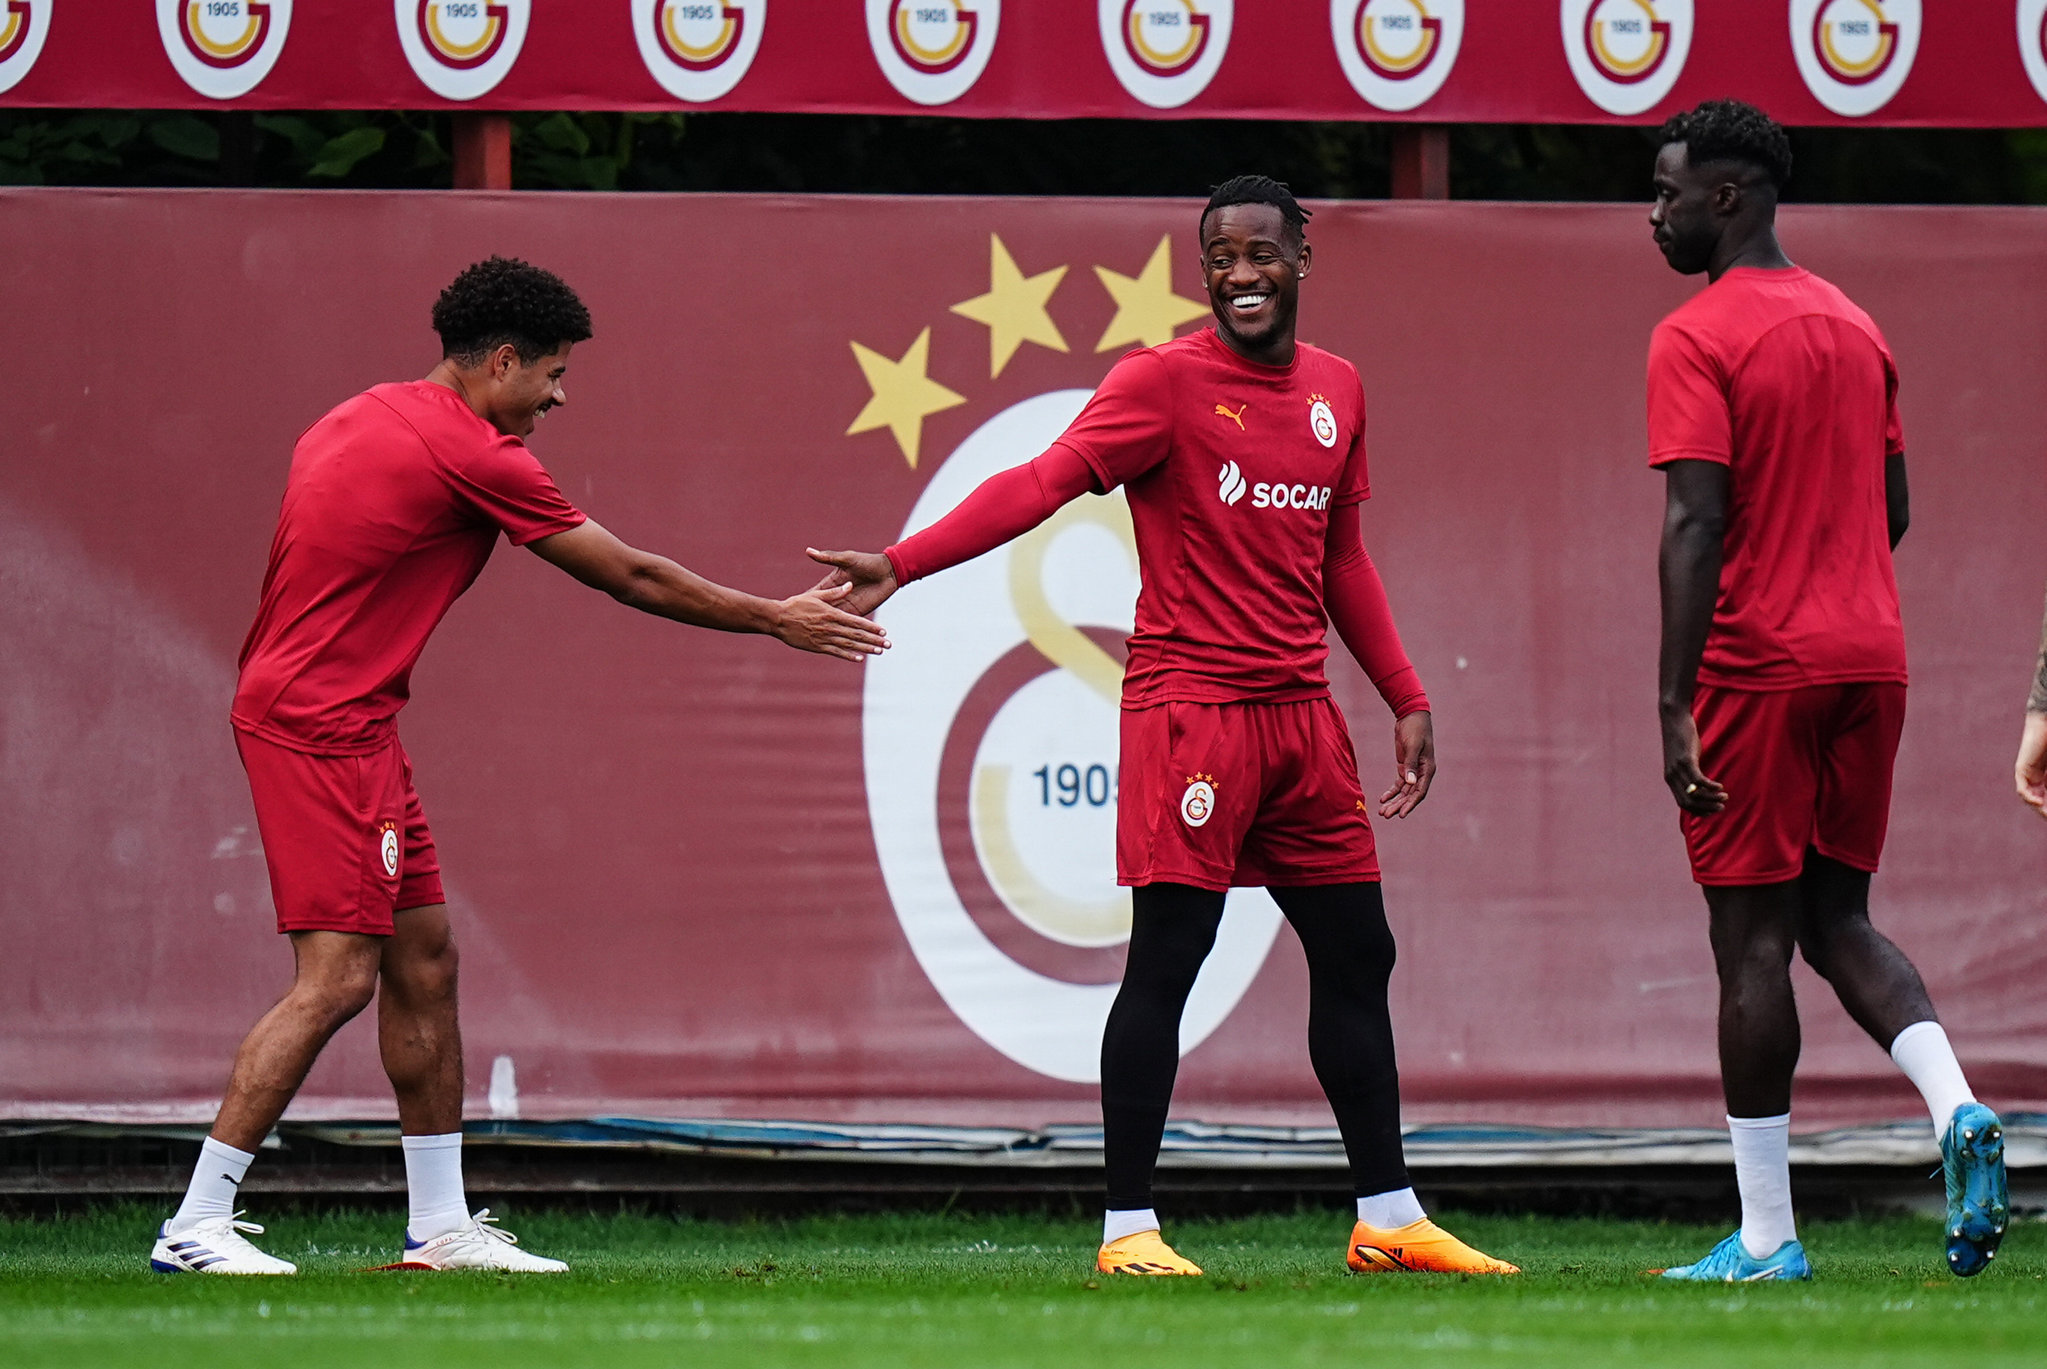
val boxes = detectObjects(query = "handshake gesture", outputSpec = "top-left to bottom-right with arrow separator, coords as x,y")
806,546 -> 901,619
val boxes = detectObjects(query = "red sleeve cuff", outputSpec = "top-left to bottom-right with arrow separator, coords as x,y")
1376,666 -> 1430,719
883,543 -> 914,586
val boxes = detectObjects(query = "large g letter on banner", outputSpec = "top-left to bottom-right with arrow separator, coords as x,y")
863,390 -> 1283,1082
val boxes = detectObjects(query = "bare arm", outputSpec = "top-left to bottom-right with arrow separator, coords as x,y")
1885,450 -> 1909,550
527,519 -> 887,662
1658,460 -> 1730,815
2016,583 -> 2047,818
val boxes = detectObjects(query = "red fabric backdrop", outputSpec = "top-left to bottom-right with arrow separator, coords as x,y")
2,189 -> 2044,1130
3,3 -> 2047,126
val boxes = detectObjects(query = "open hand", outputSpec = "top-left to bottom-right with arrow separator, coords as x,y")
1378,710 -> 1435,818
1661,707 -> 1727,815
772,582 -> 889,662
2016,712 -> 2047,819
807,547 -> 899,618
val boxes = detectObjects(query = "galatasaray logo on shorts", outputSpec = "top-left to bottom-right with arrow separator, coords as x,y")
1179,775 -> 1217,828
1791,0 -> 1920,117
156,0 -> 292,100
634,0 -> 766,102
378,822 -> 400,880
862,388 -> 1282,1083
2020,0 -> 2047,107
1101,0 -> 1233,110
0,0 -> 52,95
1560,0 -> 1691,117
867,0 -> 999,106
396,0 -> 530,101
1331,0 -> 1464,113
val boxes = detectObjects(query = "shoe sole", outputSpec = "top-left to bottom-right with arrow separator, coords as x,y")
1947,1117 -> 2009,1278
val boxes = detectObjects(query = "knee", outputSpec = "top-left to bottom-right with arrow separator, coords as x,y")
394,938 -> 460,1005
291,969 -> 378,1028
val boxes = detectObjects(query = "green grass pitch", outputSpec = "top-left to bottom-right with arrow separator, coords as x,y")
2,1205 -> 2041,1367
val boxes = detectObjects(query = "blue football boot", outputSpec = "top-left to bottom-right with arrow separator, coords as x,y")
1941,1102 -> 2008,1277
1660,1231 -> 1812,1282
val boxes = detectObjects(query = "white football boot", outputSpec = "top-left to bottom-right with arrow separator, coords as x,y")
150,1213 -> 297,1275
401,1210 -> 567,1272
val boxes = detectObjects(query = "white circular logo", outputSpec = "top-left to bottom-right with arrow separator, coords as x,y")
1179,780 -> 1216,827
0,0 -> 54,96
380,827 -> 400,879
1309,398 -> 1338,449
156,0 -> 292,100
1560,0 -> 1692,117
866,0 -> 1000,107
1331,0 -> 1464,112
2021,0 -> 2047,106
633,0 -> 766,103
1791,0 -> 1919,117
1101,0 -> 1233,110
396,0 -> 530,101
863,389 -> 1282,1082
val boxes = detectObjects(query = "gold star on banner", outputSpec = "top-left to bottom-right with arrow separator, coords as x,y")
846,327 -> 966,469
950,235 -> 1069,378
1093,235 -> 1209,352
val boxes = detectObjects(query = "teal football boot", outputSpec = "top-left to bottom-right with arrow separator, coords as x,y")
1941,1102 -> 2008,1277
1660,1231 -> 1812,1282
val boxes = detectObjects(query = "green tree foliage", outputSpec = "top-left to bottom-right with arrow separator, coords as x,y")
2,108 -> 2045,203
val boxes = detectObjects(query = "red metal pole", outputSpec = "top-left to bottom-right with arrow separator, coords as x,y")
1389,125 -> 1450,200
452,113 -> 513,190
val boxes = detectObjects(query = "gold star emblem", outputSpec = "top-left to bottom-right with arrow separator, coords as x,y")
846,327 -> 966,469
1093,235 -> 1209,352
950,235 -> 1069,378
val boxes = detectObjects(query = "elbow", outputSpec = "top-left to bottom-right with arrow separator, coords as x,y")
1664,508 -> 1725,549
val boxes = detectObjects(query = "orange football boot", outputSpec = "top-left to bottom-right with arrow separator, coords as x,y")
1097,1229 -> 1203,1276
1347,1218 -> 1520,1275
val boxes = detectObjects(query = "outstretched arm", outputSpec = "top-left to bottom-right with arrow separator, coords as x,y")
2016,583 -> 2047,819
1658,459 -> 1730,814
1324,508 -> 1433,819
527,519 -> 888,662
808,444 -> 1099,616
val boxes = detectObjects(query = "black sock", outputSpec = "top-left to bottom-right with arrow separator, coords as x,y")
1099,883 -> 1225,1212
1270,882 -> 1410,1200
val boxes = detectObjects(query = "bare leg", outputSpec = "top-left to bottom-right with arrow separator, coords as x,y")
1794,849 -> 1936,1048
377,903 -> 463,1134
1704,882 -> 1802,1117
209,931 -> 383,1151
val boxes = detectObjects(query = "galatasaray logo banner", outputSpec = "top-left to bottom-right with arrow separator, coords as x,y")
1561,0 -> 1691,117
1101,0 -> 1232,110
397,0 -> 529,101
1791,0 -> 1920,118
157,0 -> 290,100
0,0 -> 50,94
867,0 -> 999,106
634,0 -> 766,103
1331,0 -> 1464,113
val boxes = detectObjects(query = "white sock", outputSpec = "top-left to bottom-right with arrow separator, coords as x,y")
1889,1020 -> 1977,1139
402,1132 -> 471,1242
1356,1187 -> 1426,1229
169,1136 -> 256,1233
1102,1208 -> 1159,1244
1728,1113 -> 1797,1259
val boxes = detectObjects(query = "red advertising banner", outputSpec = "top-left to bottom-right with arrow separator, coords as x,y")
2,188 -> 2045,1139
4,3 -> 2047,127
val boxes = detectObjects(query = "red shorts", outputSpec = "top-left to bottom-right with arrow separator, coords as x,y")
1117,698 -> 1379,891
235,729 -> 445,935
1682,682 -> 1905,886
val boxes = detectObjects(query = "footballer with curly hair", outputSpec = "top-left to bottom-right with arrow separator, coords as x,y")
811,177 -> 1516,1279
1645,102 -> 2007,1281
149,258 -> 887,1277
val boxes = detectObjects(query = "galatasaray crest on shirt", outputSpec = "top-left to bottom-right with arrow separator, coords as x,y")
157,0 -> 292,100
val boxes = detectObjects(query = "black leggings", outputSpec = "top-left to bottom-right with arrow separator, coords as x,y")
1099,881 -> 1407,1210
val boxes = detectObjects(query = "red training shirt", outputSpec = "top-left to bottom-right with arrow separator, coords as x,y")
1051,327 -> 1371,706
233,381 -> 587,754
1647,267 -> 1907,690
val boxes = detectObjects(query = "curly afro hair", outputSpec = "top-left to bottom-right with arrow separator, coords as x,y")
1658,99 -> 1793,191
432,256 -> 593,364
1201,174 -> 1312,247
